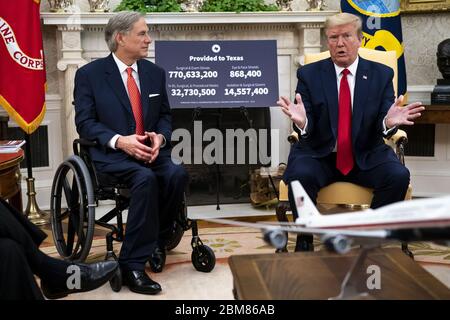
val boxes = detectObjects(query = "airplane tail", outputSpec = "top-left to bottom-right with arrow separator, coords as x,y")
290,180 -> 321,225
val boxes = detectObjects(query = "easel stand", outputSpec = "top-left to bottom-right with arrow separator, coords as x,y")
190,106 -> 257,210
239,107 -> 279,201
191,107 -> 223,210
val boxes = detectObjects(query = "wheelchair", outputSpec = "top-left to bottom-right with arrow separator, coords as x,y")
49,138 -> 216,292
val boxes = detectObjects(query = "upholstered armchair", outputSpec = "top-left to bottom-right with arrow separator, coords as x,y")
276,48 -> 413,256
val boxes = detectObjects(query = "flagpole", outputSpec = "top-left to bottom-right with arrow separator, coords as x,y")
24,132 -> 49,225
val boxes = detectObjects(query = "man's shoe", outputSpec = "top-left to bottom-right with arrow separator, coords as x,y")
41,260 -> 118,299
122,270 -> 162,295
148,247 -> 166,273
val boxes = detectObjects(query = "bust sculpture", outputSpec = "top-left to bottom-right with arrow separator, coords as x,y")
437,39 -> 450,79
88,0 -> 110,12
306,0 -> 325,11
432,39 -> 450,104
276,0 -> 293,11
182,0 -> 204,12
48,0 -> 73,12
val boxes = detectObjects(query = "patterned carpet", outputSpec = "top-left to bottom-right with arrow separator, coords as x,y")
41,226 -> 450,265
39,226 -> 450,299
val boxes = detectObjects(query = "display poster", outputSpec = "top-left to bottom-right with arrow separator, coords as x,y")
155,40 -> 279,108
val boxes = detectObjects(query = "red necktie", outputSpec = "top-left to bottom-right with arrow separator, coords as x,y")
336,68 -> 354,175
126,67 -> 144,135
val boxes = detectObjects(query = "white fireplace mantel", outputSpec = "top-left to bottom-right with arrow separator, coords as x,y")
41,11 -> 338,25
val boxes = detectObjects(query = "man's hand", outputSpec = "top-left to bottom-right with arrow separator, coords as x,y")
277,93 -> 307,129
116,134 -> 152,162
145,131 -> 164,163
385,95 -> 425,128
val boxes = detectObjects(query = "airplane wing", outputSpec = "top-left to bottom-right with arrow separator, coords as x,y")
204,218 -> 390,254
206,217 -> 450,252
205,218 -> 389,238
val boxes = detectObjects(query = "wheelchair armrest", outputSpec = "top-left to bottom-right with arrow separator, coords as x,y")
72,138 -> 102,191
73,138 -> 98,156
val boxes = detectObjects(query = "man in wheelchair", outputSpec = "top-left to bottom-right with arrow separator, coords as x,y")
73,11 -> 188,295
277,13 -> 424,252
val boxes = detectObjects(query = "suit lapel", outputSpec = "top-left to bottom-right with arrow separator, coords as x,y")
137,60 -> 151,122
321,58 -> 339,139
352,57 -> 370,142
104,54 -> 133,116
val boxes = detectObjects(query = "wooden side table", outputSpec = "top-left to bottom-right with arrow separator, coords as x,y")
0,149 -> 24,212
416,105 -> 450,124
229,248 -> 450,300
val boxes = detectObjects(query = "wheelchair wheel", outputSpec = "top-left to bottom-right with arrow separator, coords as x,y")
192,245 -> 215,272
50,155 -> 95,262
166,192 -> 187,251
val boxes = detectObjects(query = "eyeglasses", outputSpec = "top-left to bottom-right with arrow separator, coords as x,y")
327,33 -> 356,44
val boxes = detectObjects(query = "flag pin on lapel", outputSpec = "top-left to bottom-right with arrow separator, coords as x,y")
363,75 -> 368,80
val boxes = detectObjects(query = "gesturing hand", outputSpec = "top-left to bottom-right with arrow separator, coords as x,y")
385,95 -> 425,128
277,93 -> 307,129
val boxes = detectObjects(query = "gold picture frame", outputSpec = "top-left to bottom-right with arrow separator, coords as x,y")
401,0 -> 450,13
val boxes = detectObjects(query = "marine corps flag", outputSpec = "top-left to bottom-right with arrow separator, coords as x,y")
0,0 -> 46,134
341,0 -> 407,97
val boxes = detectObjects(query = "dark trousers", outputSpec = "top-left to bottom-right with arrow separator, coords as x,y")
0,198 -> 45,300
283,153 -> 410,249
100,154 -> 189,271
0,239 -> 44,300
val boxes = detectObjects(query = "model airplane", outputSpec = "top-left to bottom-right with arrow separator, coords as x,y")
205,180 -> 450,254
290,180 -> 450,230
206,180 -> 450,299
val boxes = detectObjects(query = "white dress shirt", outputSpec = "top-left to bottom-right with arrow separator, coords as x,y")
107,53 -> 166,150
334,56 -> 359,109
113,52 -> 141,95
107,53 -> 140,149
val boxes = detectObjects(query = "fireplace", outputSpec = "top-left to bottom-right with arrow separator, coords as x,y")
172,107 -> 271,206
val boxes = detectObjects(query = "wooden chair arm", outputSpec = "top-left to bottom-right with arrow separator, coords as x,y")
287,131 -> 299,144
384,129 -> 408,165
287,129 -> 408,164
387,129 -> 408,146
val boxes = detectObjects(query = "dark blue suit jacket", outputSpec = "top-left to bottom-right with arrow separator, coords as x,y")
290,56 -> 399,171
74,54 -> 172,169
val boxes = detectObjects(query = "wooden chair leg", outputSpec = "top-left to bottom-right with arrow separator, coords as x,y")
276,201 -> 290,222
401,242 -> 414,259
275,201 -> 291,253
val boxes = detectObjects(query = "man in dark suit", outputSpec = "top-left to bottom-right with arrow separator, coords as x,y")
0,197 -> 118,300
277,13 -> 424,251
74,11 -> 188,295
